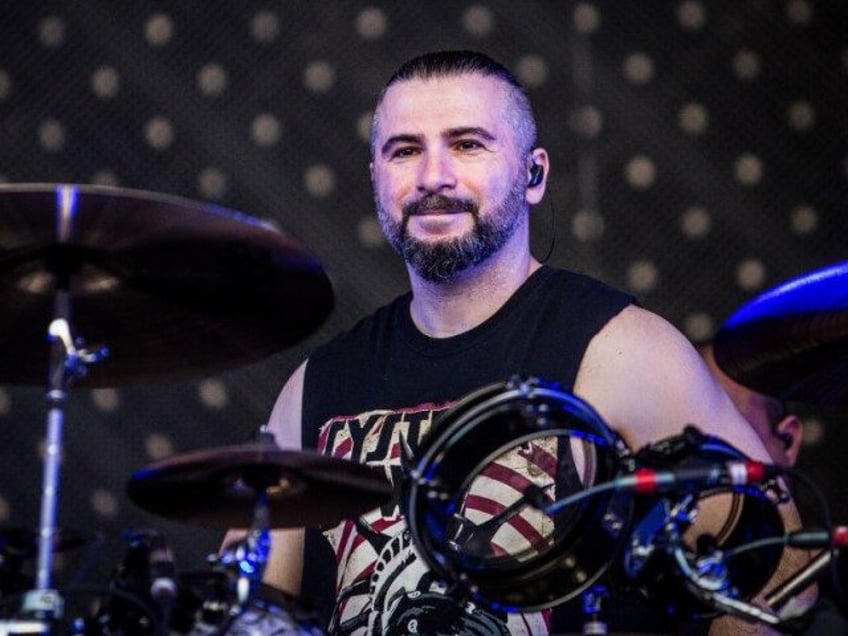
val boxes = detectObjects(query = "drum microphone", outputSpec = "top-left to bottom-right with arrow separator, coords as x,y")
614,461 -> 780,494
147,531 -> 178,604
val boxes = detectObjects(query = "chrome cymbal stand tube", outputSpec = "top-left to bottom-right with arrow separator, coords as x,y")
22,186 -> 107,626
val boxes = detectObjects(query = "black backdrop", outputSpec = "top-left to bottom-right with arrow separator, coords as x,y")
0,0 -> 846,615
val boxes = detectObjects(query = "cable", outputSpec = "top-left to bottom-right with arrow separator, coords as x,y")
537,199 -> 557,264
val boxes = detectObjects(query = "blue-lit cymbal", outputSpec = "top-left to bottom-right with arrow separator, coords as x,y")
714,261 -> 848,406
0,183 -> 334,386
127,443 -> 393,528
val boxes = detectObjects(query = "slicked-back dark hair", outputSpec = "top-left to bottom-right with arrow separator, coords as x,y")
370,50 -> 538,157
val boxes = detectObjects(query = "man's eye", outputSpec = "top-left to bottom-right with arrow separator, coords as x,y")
392,147 -> 418,158
456,140 -> 482,151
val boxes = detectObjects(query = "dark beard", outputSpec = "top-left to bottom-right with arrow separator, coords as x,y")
377,181 -> 527,283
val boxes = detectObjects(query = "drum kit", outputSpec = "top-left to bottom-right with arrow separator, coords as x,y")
0,182 -> 844,634
0,183 -> 391,634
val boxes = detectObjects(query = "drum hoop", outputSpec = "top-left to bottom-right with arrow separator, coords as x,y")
404,377 -> 634,610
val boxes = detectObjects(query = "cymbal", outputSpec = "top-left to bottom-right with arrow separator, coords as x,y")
126,443 -> 394,528
0,183 -> 333,386
714,261 -> 848,405
0,526 -> 96,560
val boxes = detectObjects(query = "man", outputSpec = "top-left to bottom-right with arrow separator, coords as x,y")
225,50 -> 813,634
699,342 -> 802,468
701,342 -> 848,635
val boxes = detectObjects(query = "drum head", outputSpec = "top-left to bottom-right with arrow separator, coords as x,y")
403,377 -> 634,610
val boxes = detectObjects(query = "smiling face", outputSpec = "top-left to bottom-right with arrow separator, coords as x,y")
370,73 -> 538,283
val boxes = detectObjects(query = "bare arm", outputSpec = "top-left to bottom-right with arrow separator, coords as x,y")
575,305 -> 814,634
220,361 -> 308,596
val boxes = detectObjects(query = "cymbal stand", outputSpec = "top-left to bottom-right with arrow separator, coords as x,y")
214,450 -> 275,624
22,288 -> 106,622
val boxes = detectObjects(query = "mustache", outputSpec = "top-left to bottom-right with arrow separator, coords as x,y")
402,194 -> 478,217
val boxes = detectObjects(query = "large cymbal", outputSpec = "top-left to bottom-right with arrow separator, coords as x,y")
714,261 -> 848,406
126,443 -> 394,528
0,526 -> 95,560
0,183 -> 333,386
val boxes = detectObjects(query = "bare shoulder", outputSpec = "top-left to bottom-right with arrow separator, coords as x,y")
574,305 -> 770,461
267,360 -> 308,450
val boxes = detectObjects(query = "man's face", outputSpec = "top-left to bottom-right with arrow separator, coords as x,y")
370,73 -> 531,282
719,377 -> 792,466
703,346 -> 800,467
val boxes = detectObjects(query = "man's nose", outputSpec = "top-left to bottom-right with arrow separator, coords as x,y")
416,151 -> 457,192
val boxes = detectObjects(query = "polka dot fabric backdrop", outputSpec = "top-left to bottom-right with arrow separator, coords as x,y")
0,0 -> 847,600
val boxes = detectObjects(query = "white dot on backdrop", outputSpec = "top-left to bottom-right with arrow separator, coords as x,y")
198,379 -> 229,410
732,49 -> 761,81
785,0 -> 813,25
358,216 -> 386,248
573,3 -> 601,34
38,120 -> 65,152
571,210 -> 605,242
843,50 -> 848,75
736,258 -> 766,290
0,387 -> 10,415
0,496 -> 9,522
678,102 -> 709,135
628,260 -> 659,293
304,164 -> 337,197
91,66 -> 120,99
356,6 -> 388,39
568,106 -> 603,138
304,61 -> 336,93
680,206 -> 711,238
0,70 -> 13,101
251,10 -> 280,42
91,489 -> 119,518
734,154 -> 764,185
802,417 -> 823,446
197,63 -> 229,96
197,167 -> 228,199
790,204 -> 818,235
91,389 -> 120,413
144,117 -> 174,150
462,5 -> 495,37
145,433 -> 174,460
251,114 -> 282,146
356,111 -> 373,143
39,15 -> 66,48
622,52 -> 654,85
678,1 -> 707,30
145,13 -> 174,46
515,55 -> 549,87
787,100 -> 816,131
683,312 -> 715,342
625,155 -> 656,189
91,170 -> 119,186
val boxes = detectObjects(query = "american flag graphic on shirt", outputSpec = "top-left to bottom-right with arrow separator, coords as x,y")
316,403 -> 556,636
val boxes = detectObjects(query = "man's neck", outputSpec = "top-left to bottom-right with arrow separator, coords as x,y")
408,249 -> 541,339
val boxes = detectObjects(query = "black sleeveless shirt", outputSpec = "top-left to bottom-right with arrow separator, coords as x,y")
297,266 -> 670,635
302,266 -> 632,446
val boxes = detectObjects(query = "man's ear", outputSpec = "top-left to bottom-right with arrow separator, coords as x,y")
525,148 -> 549,205
775,414 -> 803,467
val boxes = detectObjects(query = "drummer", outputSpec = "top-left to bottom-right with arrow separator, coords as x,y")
700,341 -> 848,635
224,50 -> 815,634
699,341 -> 802,469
